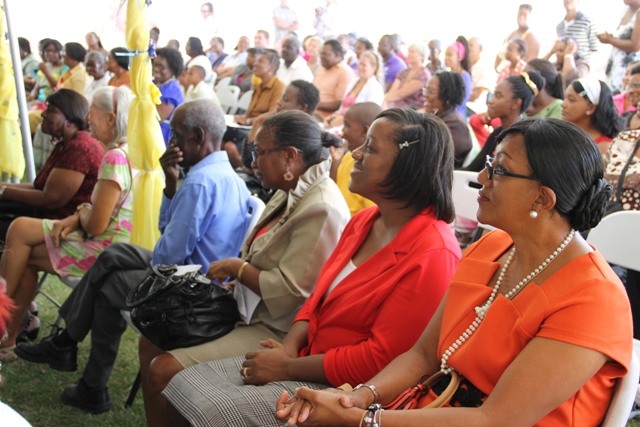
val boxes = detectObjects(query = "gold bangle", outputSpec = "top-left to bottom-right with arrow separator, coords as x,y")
237,261 -> 249,281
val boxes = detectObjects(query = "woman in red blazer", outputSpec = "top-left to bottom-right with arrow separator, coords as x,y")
162,108 -> 462,427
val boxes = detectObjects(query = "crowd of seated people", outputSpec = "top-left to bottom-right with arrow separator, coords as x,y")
6,5 -> 640,425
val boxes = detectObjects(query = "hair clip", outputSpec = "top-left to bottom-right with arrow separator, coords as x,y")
520,72 -> 539,96
399,139 -> 420,149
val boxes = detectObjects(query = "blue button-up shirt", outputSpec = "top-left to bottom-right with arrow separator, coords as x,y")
152,151 -> 251,273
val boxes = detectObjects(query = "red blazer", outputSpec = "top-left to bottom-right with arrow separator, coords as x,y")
295,206 -> 461,386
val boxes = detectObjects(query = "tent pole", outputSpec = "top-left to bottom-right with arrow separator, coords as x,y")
3,0 -> 36,183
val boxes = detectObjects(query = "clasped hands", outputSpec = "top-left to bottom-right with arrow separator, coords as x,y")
275,386 -> 367,426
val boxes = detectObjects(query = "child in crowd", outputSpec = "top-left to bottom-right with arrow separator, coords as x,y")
184,65 -> 220,105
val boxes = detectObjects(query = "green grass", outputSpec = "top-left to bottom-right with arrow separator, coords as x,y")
0,274 -> 145,427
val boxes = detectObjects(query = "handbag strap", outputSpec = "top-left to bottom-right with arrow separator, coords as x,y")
614,137 -> 640,202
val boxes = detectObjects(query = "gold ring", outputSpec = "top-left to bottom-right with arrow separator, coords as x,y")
242,367 -> 248,378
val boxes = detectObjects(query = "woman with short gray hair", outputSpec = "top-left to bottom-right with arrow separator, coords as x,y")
84,51 -> 110,103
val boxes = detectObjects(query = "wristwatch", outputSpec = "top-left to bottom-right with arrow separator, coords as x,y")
0,186 -> 6,199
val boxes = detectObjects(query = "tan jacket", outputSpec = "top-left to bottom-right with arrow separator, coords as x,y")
241,157 -> 350,333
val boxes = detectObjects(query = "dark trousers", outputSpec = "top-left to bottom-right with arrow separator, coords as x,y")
59,242 -> 153,389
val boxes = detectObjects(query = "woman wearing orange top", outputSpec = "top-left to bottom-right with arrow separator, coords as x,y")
278,118 -> 632,427
107,48 -> 130,88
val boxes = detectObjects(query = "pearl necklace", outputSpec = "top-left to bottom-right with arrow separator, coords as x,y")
440,229 -> 576,374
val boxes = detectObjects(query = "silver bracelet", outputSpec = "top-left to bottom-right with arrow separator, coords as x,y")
361,404 -> 383,427
353,383 -> 380,403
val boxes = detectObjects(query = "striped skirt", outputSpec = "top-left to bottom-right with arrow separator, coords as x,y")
163,356 -> 329,427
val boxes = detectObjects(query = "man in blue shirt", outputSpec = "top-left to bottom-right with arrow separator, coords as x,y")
15,99 -> 252,414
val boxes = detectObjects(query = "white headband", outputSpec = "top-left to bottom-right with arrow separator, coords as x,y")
576,78 -> 601,105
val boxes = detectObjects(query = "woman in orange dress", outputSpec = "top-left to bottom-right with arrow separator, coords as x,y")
278,117 -> 632,427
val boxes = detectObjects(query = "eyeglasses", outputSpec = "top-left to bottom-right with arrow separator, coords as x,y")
630,82 -> 640,89
422,87 -> 437,96
484,155 -> 541,182
250,146 -> 287,162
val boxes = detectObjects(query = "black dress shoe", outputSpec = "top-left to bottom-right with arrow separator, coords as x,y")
62,379 -> 111,414
14,336 -> 77,372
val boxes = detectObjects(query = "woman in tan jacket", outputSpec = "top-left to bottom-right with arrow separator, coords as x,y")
139,110 -> 350,427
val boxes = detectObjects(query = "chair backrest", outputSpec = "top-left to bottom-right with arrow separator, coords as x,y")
208,70 -> 219,89
216,85 -> 240,114
237,90 -> 254,113
586,210 -> 640,271
601,346 -> 640,427
215,76 -> 232,91
452,170 -> 494,231
243,195 -> 266,243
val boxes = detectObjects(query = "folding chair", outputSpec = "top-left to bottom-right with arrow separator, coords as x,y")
216,85 -> 240,114
601,348 -> 640,426
452,170 -> 494,244
236,90 -> 253,115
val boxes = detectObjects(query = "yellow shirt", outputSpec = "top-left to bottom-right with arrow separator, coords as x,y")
58,63 -> 88,95
336,154 -> 375,216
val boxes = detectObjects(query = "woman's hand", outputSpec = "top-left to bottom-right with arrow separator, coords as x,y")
206,257 -> 243,283
235,114 -> 249,125
276,387 -> 364,426
49,214 -> 81,247
242,340 -> 294,385
481,111 -> 492,123
597,32 -> 614,44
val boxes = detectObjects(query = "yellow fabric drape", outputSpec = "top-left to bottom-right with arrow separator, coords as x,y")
125,0 -> 165,250
0,6 -> 25,179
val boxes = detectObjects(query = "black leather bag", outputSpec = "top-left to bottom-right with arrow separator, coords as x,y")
126,264 -> 240,350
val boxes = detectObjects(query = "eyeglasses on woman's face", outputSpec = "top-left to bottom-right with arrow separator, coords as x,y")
250,146 -> 304,162
484,155 -> 541,182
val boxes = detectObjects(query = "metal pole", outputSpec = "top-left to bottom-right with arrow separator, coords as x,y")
3,0 -> 36,183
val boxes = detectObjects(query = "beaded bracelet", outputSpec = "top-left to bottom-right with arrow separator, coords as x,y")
359,404 -> 383,427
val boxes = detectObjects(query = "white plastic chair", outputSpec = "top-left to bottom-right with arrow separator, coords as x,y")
602,348 -> 640,426
216,85 -> 240,114
215,76 -> 232,91
586,210 -> 640,271
452,170 -> 495,233
236,90 -> 253,114
243,195 -> 266,242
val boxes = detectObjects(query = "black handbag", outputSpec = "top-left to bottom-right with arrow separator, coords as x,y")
126,264 -> 240,351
